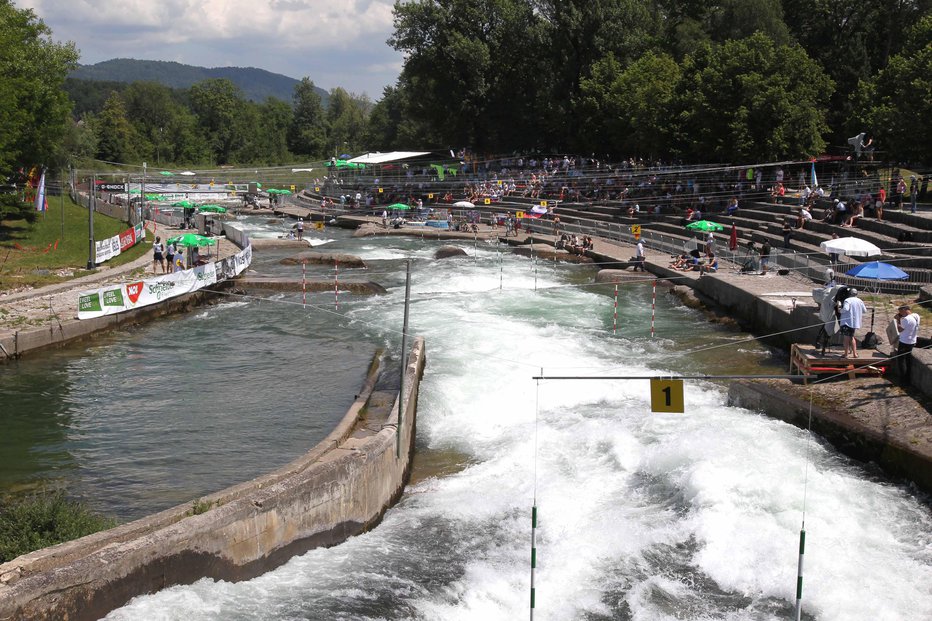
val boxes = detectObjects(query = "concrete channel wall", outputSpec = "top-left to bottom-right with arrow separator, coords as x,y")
0,337 -> 426,621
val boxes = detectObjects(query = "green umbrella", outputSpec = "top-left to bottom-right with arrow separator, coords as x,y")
167,233 -> 217,247
198,205 -> 228,213
277,189 -> 292,195
159,171 -> 174,177
267,188 -> 293,195
685,220 -> 725,232
145,194 -> 160,200
129,188 -> 141,194
172,200 -> 194,208
386,203 -> 411,210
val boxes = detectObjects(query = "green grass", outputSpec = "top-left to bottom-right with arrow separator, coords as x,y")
0,492 -> 117,563
0,194 -> 150,291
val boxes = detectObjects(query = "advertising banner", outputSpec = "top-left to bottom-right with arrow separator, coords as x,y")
93,223 -> 146,264
79,243 -> 251,320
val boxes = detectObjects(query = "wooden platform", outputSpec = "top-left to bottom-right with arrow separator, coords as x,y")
790,344 -> 888,382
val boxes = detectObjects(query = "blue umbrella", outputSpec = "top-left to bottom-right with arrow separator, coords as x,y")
845,261 -> 908,280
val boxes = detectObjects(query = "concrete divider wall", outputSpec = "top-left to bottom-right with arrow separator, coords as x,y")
0,337 -> 426,621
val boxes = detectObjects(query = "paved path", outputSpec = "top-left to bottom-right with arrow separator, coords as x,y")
0,224 -> 239,339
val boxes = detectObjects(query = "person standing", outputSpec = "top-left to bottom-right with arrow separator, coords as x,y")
152,236 -> 165,274
909,176 -> 918,213
165,242 -> 175,272
634,239 -> 645,271
381,209 -> 388,227
895,305 -> 920,383
759,239 -> 771,273
296,218 -> 304,240
839,289 -> 866,358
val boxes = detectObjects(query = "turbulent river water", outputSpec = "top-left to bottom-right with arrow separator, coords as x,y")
3,217 -> 931,620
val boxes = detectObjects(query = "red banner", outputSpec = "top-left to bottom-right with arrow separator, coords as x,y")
119,228 -> 136,252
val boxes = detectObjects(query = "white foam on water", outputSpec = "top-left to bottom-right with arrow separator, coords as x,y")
105,243 -> 932,621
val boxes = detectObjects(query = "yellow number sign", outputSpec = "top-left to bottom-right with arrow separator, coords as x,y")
314,186 -> 320,192
540,201 -> 547,207
378,188 -> 384,193
290,185 -> 296,191
631,225 -> 641,236
484,198 -> 491,205
428,193 -> 434,199
315,222 -> 324,230
650,379 -> 684,413
516,211 -> 525,219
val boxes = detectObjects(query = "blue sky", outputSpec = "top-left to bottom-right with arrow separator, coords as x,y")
21,0 -> 403,100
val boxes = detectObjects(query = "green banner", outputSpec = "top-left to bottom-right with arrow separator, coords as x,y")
102,288 -> 124,307
79,293 -> 102,313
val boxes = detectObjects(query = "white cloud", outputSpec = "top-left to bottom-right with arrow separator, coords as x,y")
19,0 -> 401,96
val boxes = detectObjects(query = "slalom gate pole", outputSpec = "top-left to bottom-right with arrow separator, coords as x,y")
613,284 -> 618,335
530,504 -> 537,620
651,280 -> 657,338
795,527 -> 806,621
334,260 -> 339,310
499,238 -> 504,290
302,260 -> 307,309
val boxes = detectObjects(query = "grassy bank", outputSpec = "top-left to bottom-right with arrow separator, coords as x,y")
0,194 -> 150,291
0,493 -> 116,563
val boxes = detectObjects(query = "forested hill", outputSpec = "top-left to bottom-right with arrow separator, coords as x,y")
70,59 -> 329,105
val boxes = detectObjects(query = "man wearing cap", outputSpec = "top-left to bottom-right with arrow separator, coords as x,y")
839,288 -> 866,358
896,305 -> 920,383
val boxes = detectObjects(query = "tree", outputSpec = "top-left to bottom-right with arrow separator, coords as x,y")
0,0 -> 78,222
326,88 -> 368,154
254,97 -> 293,164
289,77 -> 328,158
188,78 -> 249,165
94,92 -> 139,163
578,52 -> 681,158
855,15 -> 932,164
670,33 -> 833,162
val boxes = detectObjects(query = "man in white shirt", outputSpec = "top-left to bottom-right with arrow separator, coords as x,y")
839,288 -> 866,358
896,305 -> 920,383
634,240 -> 645,271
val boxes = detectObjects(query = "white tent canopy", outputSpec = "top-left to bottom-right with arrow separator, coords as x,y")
819,237 -> 882,257
346,151 -> 431,165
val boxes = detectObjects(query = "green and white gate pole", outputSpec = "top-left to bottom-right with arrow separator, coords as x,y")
530,504 -> 537,619
795,526 -> 806,620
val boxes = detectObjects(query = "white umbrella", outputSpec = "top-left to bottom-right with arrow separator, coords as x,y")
819,236 -> 882,257
453,200 -> 475,208
179,170 -> 196,176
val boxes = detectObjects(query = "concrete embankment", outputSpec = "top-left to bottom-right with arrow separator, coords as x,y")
0,338 -> 426,621
728,379 -> 932,493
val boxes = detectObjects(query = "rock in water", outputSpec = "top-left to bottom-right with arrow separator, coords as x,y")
280,251 -> 367,268
435,245 -> 468,259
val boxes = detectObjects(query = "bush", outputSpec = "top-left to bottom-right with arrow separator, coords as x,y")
0,493 -> 117,563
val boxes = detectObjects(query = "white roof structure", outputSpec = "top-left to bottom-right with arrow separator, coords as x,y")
346,151 -> 432,165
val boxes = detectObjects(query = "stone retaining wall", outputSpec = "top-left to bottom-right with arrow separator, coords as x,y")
0,337 -> 426,621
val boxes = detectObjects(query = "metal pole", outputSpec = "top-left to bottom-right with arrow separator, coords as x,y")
651,280 -> 657,338
396,260 -> 411,459
530,504 -> 537,620
87,174 -> 96,269
141,161 -> 147,226
613,284 -> 618,335
60,168 -> 65,241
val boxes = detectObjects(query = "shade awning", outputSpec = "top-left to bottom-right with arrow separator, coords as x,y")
346,151 -> 432,165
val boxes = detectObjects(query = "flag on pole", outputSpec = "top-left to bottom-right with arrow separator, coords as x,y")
810,162 -> 818,189
34,168 -> 47,212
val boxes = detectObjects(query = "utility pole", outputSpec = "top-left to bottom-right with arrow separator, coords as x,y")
141,161 -> 147,225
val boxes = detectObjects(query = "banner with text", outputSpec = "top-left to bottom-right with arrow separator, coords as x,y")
79,244 -> 249,320
94,222 -> 145,264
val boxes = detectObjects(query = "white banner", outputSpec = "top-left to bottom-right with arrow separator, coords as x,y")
79,244 -> 251,320
94,223 -> 145,264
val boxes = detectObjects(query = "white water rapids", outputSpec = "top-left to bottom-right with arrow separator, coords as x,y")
106,234 -> 932,621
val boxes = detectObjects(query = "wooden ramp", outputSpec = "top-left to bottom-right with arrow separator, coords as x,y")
790,343 -> 888,382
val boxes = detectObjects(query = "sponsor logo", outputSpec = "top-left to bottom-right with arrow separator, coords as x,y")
79,293 -> 102,312
147,281 -> 176,300
126,282 -> 144,304
102,288 -> 124,307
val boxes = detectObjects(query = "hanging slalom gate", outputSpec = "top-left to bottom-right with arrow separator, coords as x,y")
529,370 -> 813,620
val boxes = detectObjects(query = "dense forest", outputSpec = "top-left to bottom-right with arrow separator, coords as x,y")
2,0 -> 931,221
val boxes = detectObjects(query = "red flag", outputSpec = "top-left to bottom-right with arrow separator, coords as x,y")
729,224 -> 738,251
